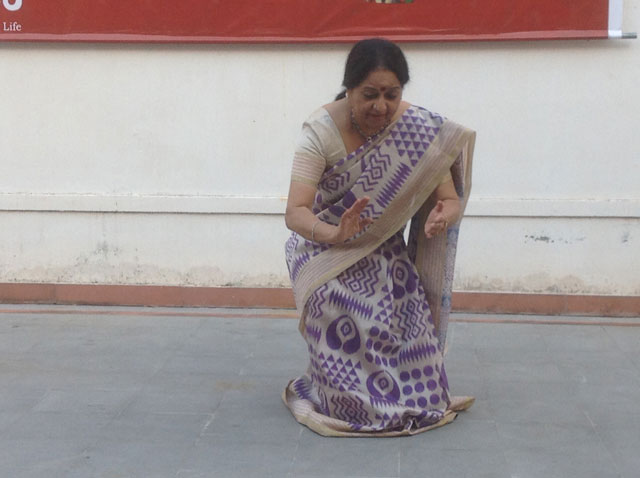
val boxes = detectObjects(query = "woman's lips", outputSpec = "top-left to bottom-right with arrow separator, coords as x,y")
368,115 -> 388,125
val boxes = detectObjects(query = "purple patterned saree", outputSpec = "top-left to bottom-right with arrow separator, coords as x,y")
284,106 -> 475,436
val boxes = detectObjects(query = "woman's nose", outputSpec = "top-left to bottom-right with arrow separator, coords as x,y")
373,98 -> 387,113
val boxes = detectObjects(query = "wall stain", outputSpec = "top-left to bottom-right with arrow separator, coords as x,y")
524,235 -> 587,245
457,273 -> 635,295
621,231 -> 630,244
525,235 -> 553,243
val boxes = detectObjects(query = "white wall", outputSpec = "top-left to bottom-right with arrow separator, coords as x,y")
1,4 -> 638,295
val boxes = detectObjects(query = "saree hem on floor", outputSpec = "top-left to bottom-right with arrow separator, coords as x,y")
283,381 -> 458,437
284,106 -> 475,436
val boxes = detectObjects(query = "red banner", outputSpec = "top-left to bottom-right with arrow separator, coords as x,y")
0,0 -> 610,43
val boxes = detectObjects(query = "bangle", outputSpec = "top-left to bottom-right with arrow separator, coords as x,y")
311,220 -> 322,243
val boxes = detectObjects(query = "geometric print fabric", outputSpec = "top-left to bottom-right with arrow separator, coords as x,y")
291,231 -> 451,433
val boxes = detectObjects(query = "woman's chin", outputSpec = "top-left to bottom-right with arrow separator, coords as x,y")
366,118 -> 388,131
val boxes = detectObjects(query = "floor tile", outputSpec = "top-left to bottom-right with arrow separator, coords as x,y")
291,432 -> 401,478
3,411 -> 112,441
81,441 -> 190,477
0,438 -> 89,470
400,448 -> 510,478
181,435 -> 296,478
495,420 -> 601,452
32,387 -> 137,415
503,447 -> 620,478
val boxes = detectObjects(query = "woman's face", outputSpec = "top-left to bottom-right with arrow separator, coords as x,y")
347,68 -> 403,136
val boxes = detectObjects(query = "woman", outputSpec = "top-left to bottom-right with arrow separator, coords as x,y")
283,38 -> 475,436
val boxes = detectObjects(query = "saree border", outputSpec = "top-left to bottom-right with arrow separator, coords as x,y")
282,381 -> 457,437
411,129 -> 476,344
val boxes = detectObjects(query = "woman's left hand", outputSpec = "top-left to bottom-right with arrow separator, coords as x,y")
424,200 -> 448,239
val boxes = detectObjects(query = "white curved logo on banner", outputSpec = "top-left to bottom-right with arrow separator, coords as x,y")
3,0 -> 22,12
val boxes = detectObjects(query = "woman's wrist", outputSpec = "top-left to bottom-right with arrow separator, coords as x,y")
310,220 -> 322,243
309,220 -> 339,244
441,198 -> 461,225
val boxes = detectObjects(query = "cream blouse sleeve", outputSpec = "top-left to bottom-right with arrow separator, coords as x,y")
290,120 -> 327,187
290,108 -> 347,187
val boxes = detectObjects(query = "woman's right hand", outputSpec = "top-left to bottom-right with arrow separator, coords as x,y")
332,196 -> 374,243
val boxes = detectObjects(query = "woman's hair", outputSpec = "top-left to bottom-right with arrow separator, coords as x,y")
335,38 -> 409,101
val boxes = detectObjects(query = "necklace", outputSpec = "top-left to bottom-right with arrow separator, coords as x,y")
350,110 -> 389,141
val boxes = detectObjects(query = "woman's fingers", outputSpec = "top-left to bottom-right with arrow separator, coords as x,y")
342,196 -> 370,222
353,198 -> 372,231
425,219 -> 448,239
424,202 -> 448,239
359,217 -> 374,229
349,196 -> 370,215
335,196 -> 373,242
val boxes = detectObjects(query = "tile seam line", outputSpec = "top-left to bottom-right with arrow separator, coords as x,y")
452,318 -> 640,327
0,308 -> 299,319
1,308 -> 639,326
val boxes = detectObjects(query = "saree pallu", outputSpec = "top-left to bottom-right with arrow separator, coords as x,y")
284,106 -> 475,437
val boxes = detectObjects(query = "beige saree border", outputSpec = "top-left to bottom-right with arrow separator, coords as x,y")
293,120 -> 476,333
413,129 -> 476,342
282,380 -> 457,437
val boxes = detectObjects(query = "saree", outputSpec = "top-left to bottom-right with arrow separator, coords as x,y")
284,105 -> 475,436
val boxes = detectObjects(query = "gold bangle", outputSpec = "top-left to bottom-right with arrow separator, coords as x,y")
311,220 -> 322,243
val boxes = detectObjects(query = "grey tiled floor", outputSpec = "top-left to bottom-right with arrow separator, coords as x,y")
0,305 -> 639,478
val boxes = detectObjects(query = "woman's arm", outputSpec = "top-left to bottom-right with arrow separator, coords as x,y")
285,181 -> 373,245
424,179 -> 461,239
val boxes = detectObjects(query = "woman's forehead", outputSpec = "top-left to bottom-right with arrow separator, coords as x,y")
359,69 -> 401,89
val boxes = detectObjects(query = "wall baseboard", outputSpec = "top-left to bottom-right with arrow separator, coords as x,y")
0,283 -> 638,317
